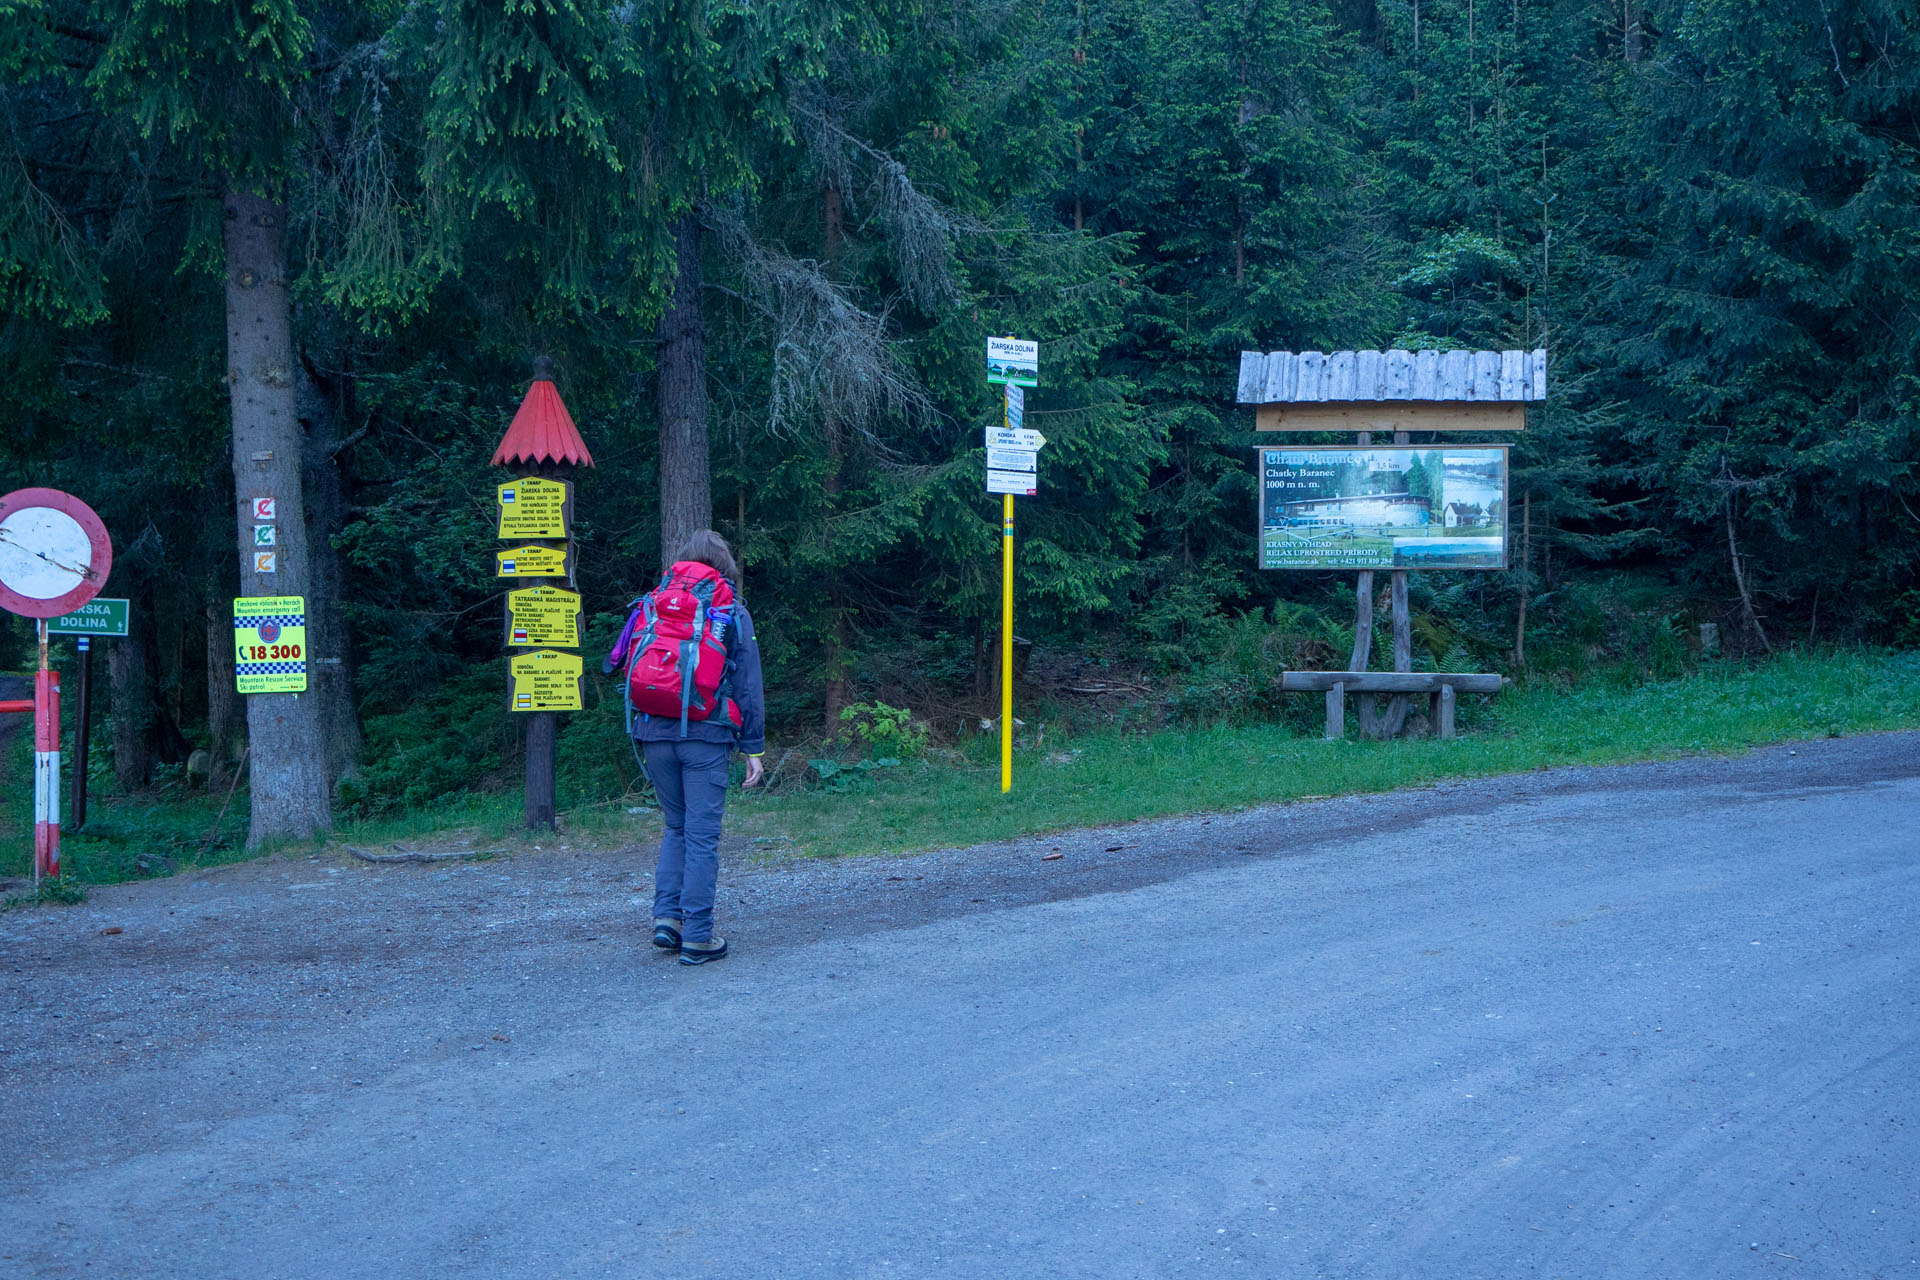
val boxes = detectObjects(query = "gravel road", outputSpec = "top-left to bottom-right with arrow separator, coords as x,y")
2,733 -> 1916,1278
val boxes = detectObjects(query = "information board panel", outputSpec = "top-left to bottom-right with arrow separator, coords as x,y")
509,649 -> 583,712
233,595 -> 308,693
496,476 -> 573,539
1257,446 -> 1508,571
505,586 -> 582,648
986,470 -> 1038,496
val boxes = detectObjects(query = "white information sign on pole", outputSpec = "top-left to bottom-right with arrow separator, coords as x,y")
1005,383 -> 1024,429
986,470 -> 1038,496
985,427 -> 1046,451
986,446 -> 1038,473
986,337 -> 1039,387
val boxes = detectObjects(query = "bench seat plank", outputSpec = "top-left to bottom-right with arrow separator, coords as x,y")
1281,671 -> 1504,695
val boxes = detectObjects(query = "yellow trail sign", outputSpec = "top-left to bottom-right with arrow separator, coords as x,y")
496,476 -> 572,539
496,544 -> 573,579
509,649 -> 583,712
506,586 -> 581,648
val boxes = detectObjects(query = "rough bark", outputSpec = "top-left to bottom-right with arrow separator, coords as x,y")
109,626 -> 154,789
296,351 -> 364,786
224,188 -> 332,845
656,214 -> 711,568
1515,489 -> 1531,666
1726,498 -> 1772,654
820,186 -> 850,731
205,598 -> 243,774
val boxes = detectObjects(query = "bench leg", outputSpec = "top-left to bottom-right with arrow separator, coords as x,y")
1438,684 -> 1456,739
1325,682 -> 1345,740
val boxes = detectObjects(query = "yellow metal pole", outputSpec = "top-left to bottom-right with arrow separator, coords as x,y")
1001,492 -> 1014,792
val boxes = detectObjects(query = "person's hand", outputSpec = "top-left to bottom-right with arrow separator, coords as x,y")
742,755 -> 765,788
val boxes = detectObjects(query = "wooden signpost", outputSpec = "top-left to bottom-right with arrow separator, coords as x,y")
491,357 -> 594,830
1237,348 -> 1544,739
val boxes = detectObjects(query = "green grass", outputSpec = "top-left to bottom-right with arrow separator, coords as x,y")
6,649 -> 1917,885
723,648 -> 1920,859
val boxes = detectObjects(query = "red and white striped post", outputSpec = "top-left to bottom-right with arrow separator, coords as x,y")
33,619 -> 60,882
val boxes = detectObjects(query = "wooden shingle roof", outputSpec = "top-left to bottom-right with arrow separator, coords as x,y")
1237,349 -> 1547,404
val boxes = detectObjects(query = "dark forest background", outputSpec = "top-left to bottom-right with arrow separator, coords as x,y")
4,0 -> 1917,816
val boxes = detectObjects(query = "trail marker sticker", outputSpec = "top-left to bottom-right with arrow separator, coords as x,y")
509,649 -> 583,711
496,477 -> 572,540
505,586 -> 582,648
253,497 -> 276,521
233,595 -> 307,693
254,525 -> 275,546
253,552 -> 277,574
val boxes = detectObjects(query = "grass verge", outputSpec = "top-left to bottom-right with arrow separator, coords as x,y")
5,648 -> 1916,886
724,648 -> 1919,858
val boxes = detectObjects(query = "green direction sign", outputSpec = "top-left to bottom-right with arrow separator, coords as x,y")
46,597 -> 130,636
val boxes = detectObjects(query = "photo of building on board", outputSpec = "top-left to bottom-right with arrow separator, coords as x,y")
1258,446 -> 1509,570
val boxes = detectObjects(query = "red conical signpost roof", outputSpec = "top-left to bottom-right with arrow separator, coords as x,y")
491,357 -> 594,469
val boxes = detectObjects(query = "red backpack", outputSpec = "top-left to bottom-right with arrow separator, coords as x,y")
622,561 -> 743,736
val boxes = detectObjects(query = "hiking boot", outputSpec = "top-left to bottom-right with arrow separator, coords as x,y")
678,935 -> 728,965
651,919 -> 682,950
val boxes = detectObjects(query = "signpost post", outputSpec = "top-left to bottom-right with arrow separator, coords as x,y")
0,488 -> 114,884
491,357 -> 594,830
47,597 -> 130,830
985,342 -> 1042,793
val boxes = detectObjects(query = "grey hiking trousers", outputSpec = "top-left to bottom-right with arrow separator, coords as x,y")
642,739 -> 731,943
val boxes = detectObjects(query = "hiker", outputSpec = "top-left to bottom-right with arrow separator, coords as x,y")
604,530 -> 765,965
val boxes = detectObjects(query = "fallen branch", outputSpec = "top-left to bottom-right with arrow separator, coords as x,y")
347,845 -> 504,865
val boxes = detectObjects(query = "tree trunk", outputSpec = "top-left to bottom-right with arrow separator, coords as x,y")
1515,489 -> 1531,666
205,598 -> 243,776
224,188 -> 332,845
297,351 -> 364,785
1726,497 -> 1771,654
109,625 -> 154,790
820,186 -> 850,730
657,214 -> 711,567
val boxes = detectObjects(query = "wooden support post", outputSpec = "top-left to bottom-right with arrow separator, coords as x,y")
1437,683 -> 1457,739
1325,682 -> 1345,740
525,709 -> 557,830
72,639 -> 92,830
1382,427 -> 1414,737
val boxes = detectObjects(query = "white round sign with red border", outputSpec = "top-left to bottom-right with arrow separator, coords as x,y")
0,488 -> 113,619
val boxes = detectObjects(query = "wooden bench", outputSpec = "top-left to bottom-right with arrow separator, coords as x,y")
1279,671 -> 1505,740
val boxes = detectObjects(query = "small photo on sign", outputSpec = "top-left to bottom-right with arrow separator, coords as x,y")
254,552 -> 277,574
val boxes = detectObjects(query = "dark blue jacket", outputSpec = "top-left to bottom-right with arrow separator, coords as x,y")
622,599 -> 766,756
